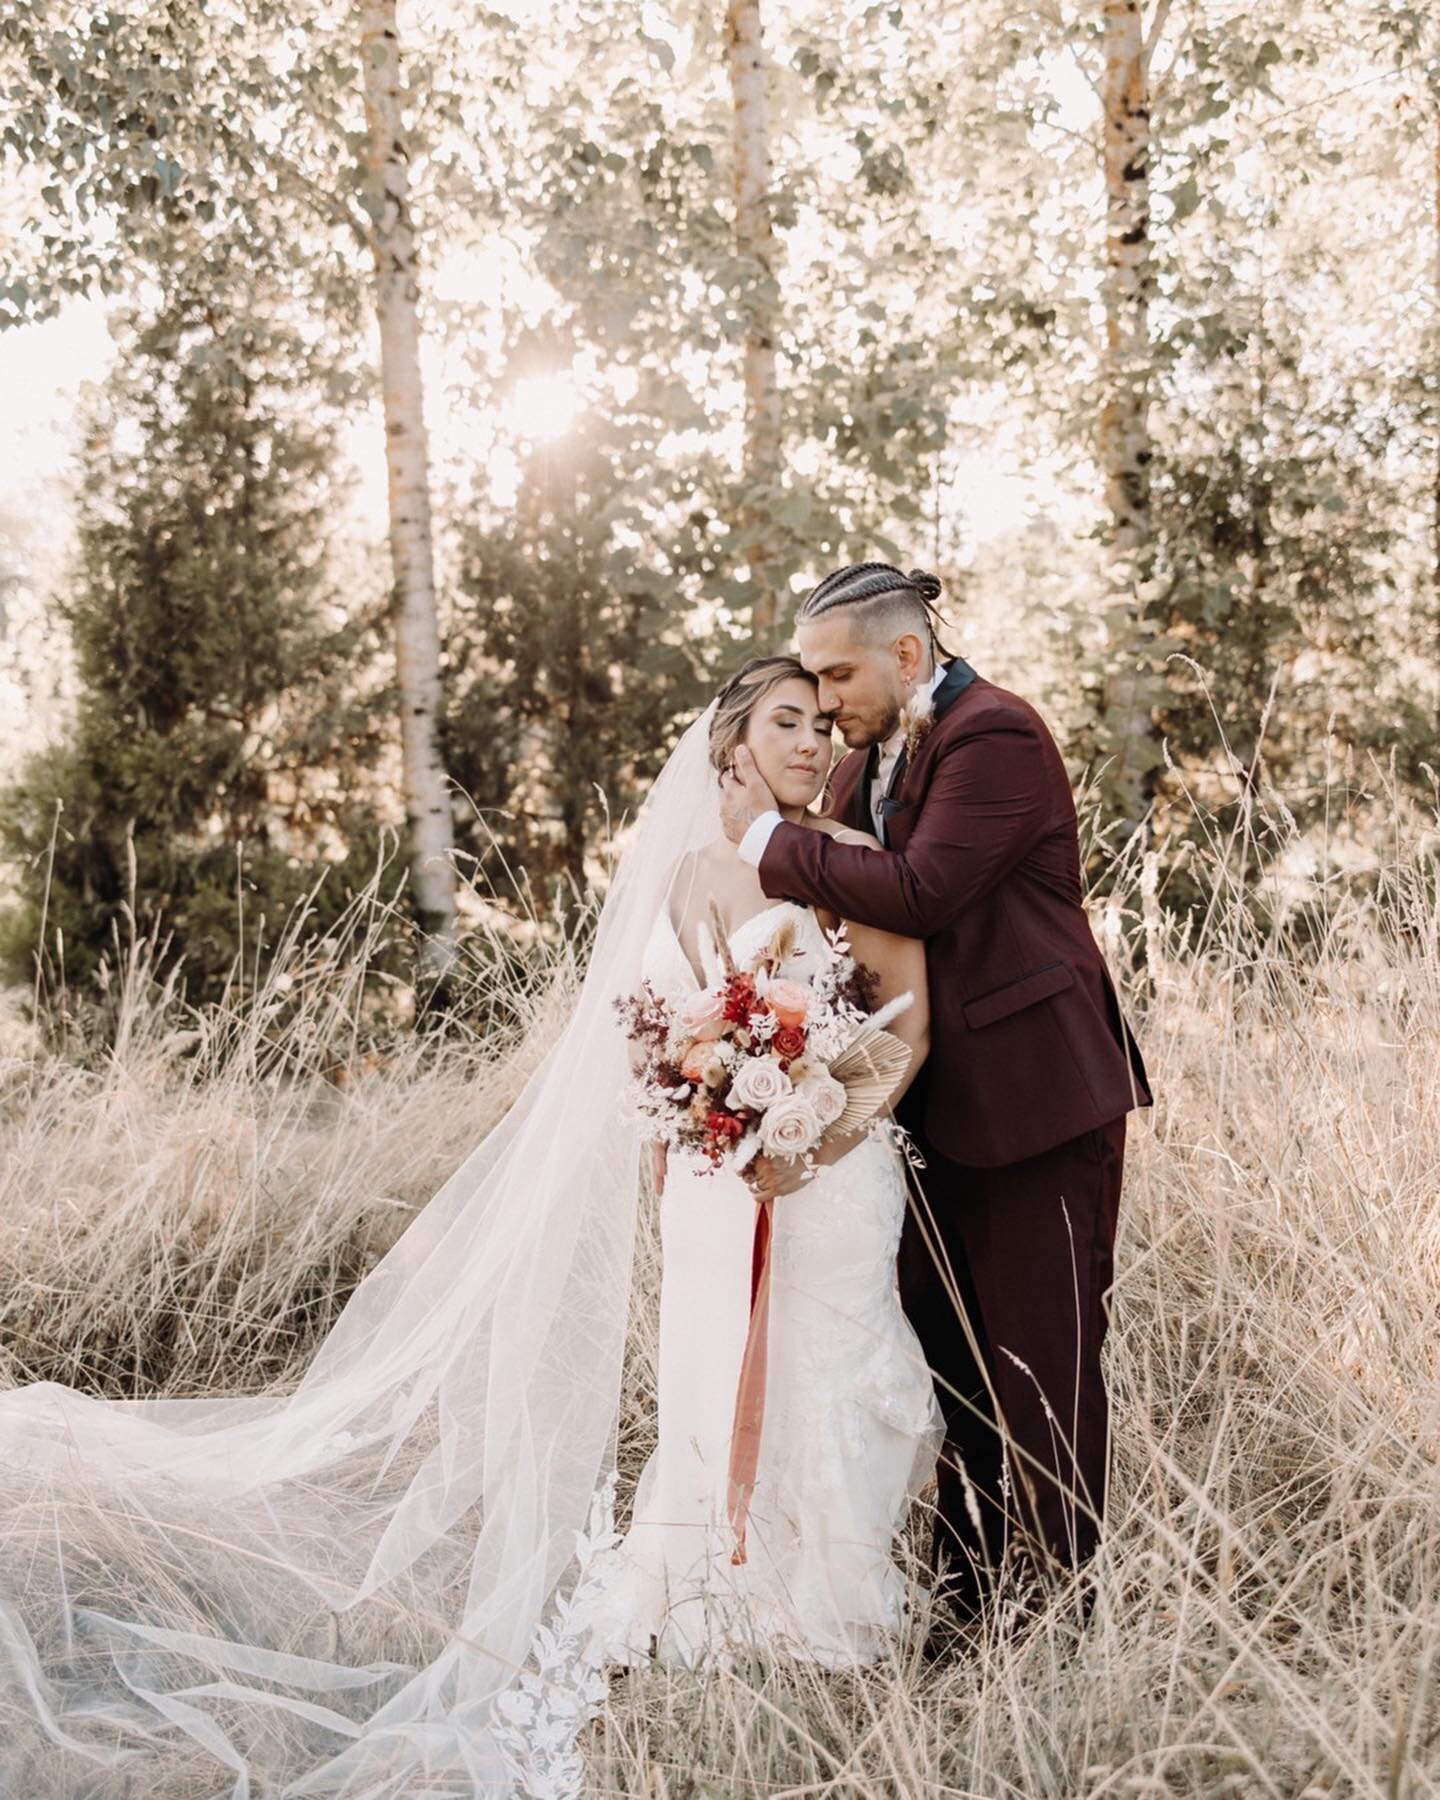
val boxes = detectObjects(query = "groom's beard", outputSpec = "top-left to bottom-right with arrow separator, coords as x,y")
839,699 -> 903,750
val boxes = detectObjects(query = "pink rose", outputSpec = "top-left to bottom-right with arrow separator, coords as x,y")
679,988 -> 728,1041
798,1070 -> 847,1128
759,1093 -> 823,1157
766,978 -> 810,1029
729,1054 -> 792,1112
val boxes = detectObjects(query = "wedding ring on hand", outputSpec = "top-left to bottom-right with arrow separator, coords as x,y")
745,1157 -> 776,1200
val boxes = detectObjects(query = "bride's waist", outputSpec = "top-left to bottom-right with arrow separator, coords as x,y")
667,1126 -> 902,1186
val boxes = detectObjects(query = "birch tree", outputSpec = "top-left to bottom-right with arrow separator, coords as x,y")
3,2 -> 462,979
360,1 -> 457,976
1098,0 -> 1167,826
725,0 -> 783,638
1433,81 -> 1440,742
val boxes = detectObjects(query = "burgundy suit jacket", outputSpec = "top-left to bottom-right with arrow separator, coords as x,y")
757,658 -> 1152,1168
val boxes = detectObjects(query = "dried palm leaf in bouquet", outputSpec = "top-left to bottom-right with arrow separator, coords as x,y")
827,1006 -> 914,1136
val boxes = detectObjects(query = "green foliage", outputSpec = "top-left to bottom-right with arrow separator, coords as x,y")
0,0 -> 377,339
0,268 -> 392,1006
3,0 -> 1437,979
445,421 -> 716,900
1137,4 -> 1435,829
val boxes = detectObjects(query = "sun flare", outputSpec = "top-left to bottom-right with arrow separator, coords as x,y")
505,372 -> 579,442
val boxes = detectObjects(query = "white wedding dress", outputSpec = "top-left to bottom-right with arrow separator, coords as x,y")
567,899 -> 944,1673
0,704 -> 939,1798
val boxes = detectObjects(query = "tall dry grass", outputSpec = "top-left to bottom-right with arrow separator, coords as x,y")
1,766 -> 1437,1797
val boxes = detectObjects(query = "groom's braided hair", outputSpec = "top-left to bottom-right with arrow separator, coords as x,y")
797,562 -> 954,660
708,654 -> 817,777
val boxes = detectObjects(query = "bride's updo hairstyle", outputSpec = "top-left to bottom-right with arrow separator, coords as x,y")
796,562 -> 954,660
708,654 -> 819,777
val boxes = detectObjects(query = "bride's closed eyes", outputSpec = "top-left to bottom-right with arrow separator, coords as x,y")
765,705 -> 832,736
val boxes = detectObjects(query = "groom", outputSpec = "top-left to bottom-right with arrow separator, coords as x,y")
719,562 -> 1152,1632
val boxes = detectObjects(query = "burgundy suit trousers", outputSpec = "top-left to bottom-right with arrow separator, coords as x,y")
896,1098 -> 1126,1613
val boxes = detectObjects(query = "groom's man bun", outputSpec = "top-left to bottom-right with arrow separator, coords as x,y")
797,562 -> 952,659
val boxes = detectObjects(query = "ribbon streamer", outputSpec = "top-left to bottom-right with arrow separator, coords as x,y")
725,1194 -> 774,1565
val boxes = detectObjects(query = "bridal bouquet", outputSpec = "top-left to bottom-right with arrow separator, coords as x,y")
614,901 -> 913,1177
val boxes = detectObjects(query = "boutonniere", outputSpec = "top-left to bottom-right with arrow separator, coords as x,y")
898,686 -> 936,759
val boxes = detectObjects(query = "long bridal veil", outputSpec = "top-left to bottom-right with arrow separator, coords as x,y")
0,702 -> 723,1795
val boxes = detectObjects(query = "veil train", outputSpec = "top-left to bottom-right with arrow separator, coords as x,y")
0,703 -> 723,1795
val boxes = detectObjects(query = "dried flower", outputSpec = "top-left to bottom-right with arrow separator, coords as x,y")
722,973 -> 759,1024
899,684 -> 937,758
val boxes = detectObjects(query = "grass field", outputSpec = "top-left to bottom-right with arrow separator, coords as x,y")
1,774 -> 1437,1797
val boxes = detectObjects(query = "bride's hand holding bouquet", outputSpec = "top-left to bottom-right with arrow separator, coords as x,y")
615,901 -> 914,1198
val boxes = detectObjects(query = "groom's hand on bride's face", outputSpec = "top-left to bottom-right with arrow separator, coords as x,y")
719,744 -> 778,844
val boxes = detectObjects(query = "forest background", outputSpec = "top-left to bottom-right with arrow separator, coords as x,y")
1,0 -> 1435,1027
2,5 -> 1439,1792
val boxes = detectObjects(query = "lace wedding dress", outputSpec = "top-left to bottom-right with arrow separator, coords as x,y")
0,700 -> 937,1799
493,899 -> 944,1788
560,901 -> 942,1672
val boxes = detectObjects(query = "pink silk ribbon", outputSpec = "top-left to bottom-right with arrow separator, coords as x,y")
726,1194 -> 774,1565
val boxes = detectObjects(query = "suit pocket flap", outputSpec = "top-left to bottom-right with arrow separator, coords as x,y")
962,960 -> 1075,1029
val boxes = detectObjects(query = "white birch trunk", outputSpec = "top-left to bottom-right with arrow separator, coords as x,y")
1100,0 -> 1160,822
725,0 -> 783,638
1433,99 -> 1439,743
360,0 -> 458,973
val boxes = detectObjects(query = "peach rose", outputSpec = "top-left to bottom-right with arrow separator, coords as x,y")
766,978 -> 811,1029
679,988 -> 728,1041
681,1043 -> 725,1087
759,1093 -> 823,1157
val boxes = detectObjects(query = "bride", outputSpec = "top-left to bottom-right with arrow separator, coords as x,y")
0,658 -> 941,1798
563,655 -> 941,1677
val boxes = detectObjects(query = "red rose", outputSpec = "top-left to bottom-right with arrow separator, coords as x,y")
772,1024 -> 807,1065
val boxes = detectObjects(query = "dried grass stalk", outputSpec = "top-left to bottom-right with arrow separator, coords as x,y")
707,898 -> 739,979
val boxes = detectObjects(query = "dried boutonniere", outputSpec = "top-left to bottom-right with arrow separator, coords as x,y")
898,685 -> 936,760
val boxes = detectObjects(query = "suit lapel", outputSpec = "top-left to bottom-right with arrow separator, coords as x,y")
854,743 -> 879,833
885,745 -> 908,800
931,655 -> 979,721
822,747 -> 870,832
874,745 -> 906,846
882,658 -> 981,852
